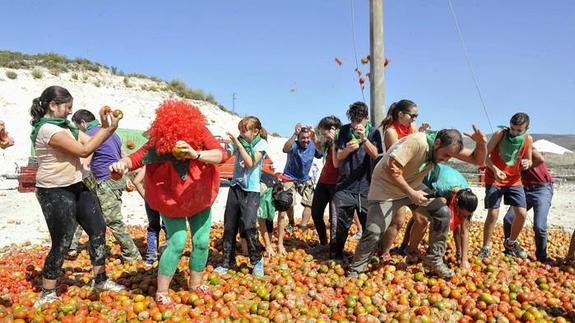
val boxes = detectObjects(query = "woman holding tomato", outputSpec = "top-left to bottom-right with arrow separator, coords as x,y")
31,85 -> 125,307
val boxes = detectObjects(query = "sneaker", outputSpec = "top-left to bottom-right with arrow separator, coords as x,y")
478,247 -> 490,259
310,244 -> 329,255
405,250 -> 420,265
353,231 -> 363,240
504,239 -> 528,259
394,244 -> 408,256
346,270 -> 359,279
34,290 -> 60,307
144,258 -> 156,268
423,261 -> 454,279
252,258 -> 265,277
66,250 -> 78,259
92,279 -> 126,292
214,266 -> 229,274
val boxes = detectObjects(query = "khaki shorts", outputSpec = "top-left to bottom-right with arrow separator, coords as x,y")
283,179 -> 314,208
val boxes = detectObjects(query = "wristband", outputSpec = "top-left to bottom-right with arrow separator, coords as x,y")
195,153 -> 201,160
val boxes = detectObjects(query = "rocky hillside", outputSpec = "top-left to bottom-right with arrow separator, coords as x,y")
0,51 -> 287,175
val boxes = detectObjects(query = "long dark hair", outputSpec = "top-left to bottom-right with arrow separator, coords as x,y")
380,99 -> 416,130
30,86 -> 73,124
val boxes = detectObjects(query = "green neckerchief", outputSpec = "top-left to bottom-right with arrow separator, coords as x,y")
238,135 -> 262,160
418,130 -> 439,172
142,147 -> 190,180
322,128 -> 340,162
85,120 -> 100,131
30,117 -> 79,147
498,127 -> 525,166
348,122 -> 374,142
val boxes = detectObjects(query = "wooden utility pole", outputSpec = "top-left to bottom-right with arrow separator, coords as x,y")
370,0 -> 385,126
232,92 -> 237,113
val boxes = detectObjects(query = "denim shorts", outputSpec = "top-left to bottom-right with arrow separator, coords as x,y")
485,185 -> 527,209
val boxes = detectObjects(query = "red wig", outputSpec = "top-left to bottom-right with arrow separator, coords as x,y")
147,100 -> 207,154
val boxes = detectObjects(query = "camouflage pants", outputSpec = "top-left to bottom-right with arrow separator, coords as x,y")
349,196 -> 450,274
70,178 -> 141,262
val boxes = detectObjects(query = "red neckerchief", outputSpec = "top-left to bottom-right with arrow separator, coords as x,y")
448,192 -> 465,231
392,120 -> 414,139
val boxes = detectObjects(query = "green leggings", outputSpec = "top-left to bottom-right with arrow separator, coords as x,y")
159,208 -> 212,275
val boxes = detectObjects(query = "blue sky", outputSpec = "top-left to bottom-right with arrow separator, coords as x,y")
2,1 -> 574,135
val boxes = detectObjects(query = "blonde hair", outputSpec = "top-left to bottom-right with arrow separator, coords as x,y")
238,116 -> 268,140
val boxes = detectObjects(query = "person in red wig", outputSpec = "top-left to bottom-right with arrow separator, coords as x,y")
110,100 -> 225,304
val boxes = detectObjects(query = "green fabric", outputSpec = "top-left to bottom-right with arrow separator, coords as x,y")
258,187 -> 276,221
322,129 -> 339,162
158,208 -> 212,274
115,128 -> 149,154
30,117 -> 79,147
499,129 -> 525,166
348,122 -> 374,142
238,135 -> 262,160
85,120 -> 100,131
142,148 -> 190,180
418,130 -> 439,172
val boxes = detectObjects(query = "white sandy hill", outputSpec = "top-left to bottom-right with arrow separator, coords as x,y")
0,66 -> 302,247
0,66 -> 288,175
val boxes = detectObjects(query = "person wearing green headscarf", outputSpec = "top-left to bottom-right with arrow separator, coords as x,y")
480,112 -> 533,260
348,126 -> 486,279
30,86 -> 125,307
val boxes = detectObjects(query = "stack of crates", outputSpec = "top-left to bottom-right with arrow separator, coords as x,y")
18,166 -> 37,193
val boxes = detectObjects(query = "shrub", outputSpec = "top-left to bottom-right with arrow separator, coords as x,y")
93,81 -> 101,87
168,80 -> 206,101
71,73 -> 79,80
31,69 -> 43,79
271,132 -> 281,137
5,70 -> 17,79
123,77 -> 132,88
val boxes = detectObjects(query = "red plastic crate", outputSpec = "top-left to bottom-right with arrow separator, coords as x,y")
18,166 -> 37,193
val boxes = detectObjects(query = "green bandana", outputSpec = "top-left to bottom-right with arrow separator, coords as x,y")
418,130 -> 438,172
348,122 -> 374,142
30,117 -> 79,147
499,128 -> 525,166
322,129 -> 339,162
238,135 -> 262,160
142,148 -> 190,180
85,120 -> 100,131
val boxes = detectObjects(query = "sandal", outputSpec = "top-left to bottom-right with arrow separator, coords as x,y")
155,292 -> 172,305
192,285 -> 213,297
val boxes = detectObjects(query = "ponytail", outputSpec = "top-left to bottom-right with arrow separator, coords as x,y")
379,99 -> 417,130
30,98 -> 47,124
29,85 -> 73,125
259,127 -> 268,140
380,102 -> 398,130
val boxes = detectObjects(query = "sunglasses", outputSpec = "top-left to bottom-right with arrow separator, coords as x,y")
402,112 -> 418,120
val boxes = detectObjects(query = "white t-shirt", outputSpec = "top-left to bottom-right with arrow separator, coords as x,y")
35,123 -> 83,188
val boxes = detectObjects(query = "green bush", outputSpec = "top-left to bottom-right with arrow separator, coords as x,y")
5,70 -> 17,79
123,77 -> 132,88
271,132 -> 281,137
31,69 -> 43,79
71,73 -> 79,80
168,80 -> 206,101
